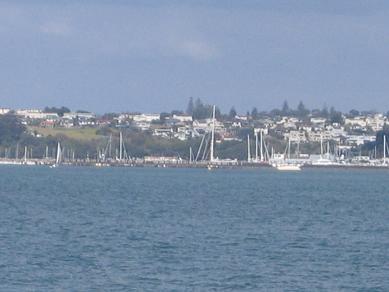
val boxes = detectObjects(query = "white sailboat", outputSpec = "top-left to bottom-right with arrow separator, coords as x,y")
272,138 -> 301,171
207,105 -> 216,170
275,164 -> 301,171
312,134 -> 335,166
50,142 -> 61,168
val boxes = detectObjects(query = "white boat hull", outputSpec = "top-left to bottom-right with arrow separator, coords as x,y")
274,164 -> 301,171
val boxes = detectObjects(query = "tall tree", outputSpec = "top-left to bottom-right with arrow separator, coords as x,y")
281,100 -> 290,115
329,106 -> 343,124
192,98 -> 220,120
321,105 -> 329,118
296,101 -> 309,118
251,107 -> 259,119
229,106 -> 237,119
186,97 -> 194,115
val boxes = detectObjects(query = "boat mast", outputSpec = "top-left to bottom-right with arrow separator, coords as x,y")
109,134 -> 112,159
210,105 -> 216,162
384,134 -> 386,164
15,143 -> 19,160
195,134 -> 205,162
260,129 -> 264,161
288,138 -> 291,159
24,146 -> 27,163
255,131 -> 258,162
320,134 -> 323,159
119,131 -> 123,161
56,142 -> 61,165
247,134 -> 251,162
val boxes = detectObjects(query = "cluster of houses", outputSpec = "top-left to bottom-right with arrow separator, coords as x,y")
1,107 -> 387,150
0,108 -> 97,128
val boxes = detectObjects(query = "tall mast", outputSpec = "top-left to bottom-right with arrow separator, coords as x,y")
119,131 -> 123,161
255,131 -> 258,162
247,134 -> 251,162
260,129 -> 264,161
16,143 -> 19,160
109,134 -> 112,159
210,105 -> 216,162
56,142 -> 61,165
196,134 -> 205,162
24,146 -> 27,162
320,134 -> 323,158
384,134 -> 386,164
288,138 -> 291,159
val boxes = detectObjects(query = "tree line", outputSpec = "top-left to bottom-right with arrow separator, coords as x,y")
185,98 -> 377,124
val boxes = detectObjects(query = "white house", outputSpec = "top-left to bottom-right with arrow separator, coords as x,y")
0,108 -> 11,115
172,114 -> 192,123
132,114 -> 160,123
16,109 -> 59,120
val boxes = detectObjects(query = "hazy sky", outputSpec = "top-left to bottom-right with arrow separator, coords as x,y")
1,0 -> 389,113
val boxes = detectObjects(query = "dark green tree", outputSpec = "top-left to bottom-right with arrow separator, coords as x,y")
43,106 -> 71,117
251,107 -> 259,120
296,101 -> 309,118
192,98 -> 220,120
0,114 -> 26,145
349,109 -> 360,117
320,105 -> 329,118
329,107 -> 343,124
281,100 -> 290,115
229,107 -> 237,119
186,97 -> 194,115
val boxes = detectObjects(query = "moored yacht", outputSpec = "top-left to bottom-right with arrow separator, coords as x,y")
273,163 -> 301,171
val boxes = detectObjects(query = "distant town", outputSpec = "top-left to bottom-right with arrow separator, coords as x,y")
1,98 -> 389,169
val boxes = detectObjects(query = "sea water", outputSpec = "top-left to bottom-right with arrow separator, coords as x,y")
0,166 -> 388,291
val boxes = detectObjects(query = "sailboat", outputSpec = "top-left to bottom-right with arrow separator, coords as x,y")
272,138 -> 301,171
50,142 -> 61,168
275,163 -> 301,171
207,105 -> 216,171
312,135 -> 335,166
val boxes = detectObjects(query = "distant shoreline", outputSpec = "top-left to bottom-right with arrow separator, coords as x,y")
1,159 -> 389,171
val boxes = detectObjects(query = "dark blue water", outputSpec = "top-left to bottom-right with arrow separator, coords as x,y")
0,166 -> 388,291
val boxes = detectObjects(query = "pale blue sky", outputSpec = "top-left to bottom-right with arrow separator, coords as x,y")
1,0 -> 389,113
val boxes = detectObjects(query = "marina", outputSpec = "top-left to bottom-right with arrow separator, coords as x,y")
1,110 -> 389,170
0,107 -> 388,171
